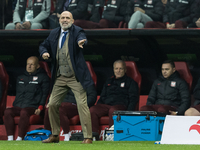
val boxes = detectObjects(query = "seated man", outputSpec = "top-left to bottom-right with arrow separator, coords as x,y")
75,0 -> 129,29
187,0 -> 200,28
4,56 -> 50,141
49,0 -> 89,29
125,0 -> 164,29
5,0 -> 51,30
44,85 -> 97,141
90,60 -> 139,134
140,60 -> 190,115
185,78 -> 200,116
145,0 -> 195,28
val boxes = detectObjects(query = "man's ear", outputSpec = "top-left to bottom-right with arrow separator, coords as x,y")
37,64 -> 40,69
172,67 -> 176,73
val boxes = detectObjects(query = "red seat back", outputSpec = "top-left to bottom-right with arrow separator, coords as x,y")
39,61 -> 51,79
174,61 -> 193,91
125,61 -> 142,93
86,61 -> 97,87
0,62 -> 9,117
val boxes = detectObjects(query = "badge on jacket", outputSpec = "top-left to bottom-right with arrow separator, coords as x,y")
171,81 -> 176,87
147,0 -> 152,4
111,0 -> 116,5
33,76 -> 38,81
121,82 -> 125,87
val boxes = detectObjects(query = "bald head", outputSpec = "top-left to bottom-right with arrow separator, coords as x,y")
26,56 -> 40,74
59,11 -> 74,31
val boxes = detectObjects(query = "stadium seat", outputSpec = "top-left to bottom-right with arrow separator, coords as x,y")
0,62 -> 9,120
99,61 -> 142,125
174,61 -> 193,91
138,95 -> 148,110
86,61 -> 97,88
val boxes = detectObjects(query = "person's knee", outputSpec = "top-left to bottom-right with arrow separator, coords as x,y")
5,23 -> 15,30
4,108 -> 12,117
20,109 -> 29,118
31,23 -> 43,29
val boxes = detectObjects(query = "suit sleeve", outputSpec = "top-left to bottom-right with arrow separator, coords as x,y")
146,81 -> 158,105
76,29 -> 87,44
177,80 -> 190,115
86,85 -> 97,107
39,33 -> 52,57
127,80 -> 139,111
145,0 -> 164,21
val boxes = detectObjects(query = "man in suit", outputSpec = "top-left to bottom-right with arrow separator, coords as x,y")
39,11 -> 94,144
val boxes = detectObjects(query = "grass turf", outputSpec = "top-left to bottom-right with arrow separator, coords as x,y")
0,141 -> 199,150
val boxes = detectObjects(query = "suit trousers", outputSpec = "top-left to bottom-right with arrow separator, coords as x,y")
44,102 -> 78,134
48,75 -> 92,138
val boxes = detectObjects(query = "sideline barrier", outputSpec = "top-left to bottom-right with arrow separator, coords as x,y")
161,115 -> 200,144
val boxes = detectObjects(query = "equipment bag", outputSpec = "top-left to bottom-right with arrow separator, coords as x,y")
24,128 -> 52,141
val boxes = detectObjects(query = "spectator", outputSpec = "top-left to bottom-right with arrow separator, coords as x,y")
44,85 -> 97,141
187,0 -> 200,28
4,56 -> 50,141
5,0 -> 51,30
74,0 -> 104,29
145,0 -> 195,28
0,0 -> 13,29
185,78 -> 200,116
140,60 -> 190,115
49,0 -> 89,29
98,0 -> 128,28
90,60 -> 139,134
161,0 -> 167,6
125,0 -> 164,29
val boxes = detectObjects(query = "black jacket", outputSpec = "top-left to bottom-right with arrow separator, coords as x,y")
188,0 -> 200,28
125,0 -> 164,23
54,0 -> 66,14
147,71 -> 190,115
98,75 -> 139,111
39,24 -> 94,90
102,0 -> 128,24
193,78 -> 200,106
13,68 -> 50,109
163,0 -> 195,24
89,0 -> 105,23
64,0 -> 89,20
63,85 -> 97,108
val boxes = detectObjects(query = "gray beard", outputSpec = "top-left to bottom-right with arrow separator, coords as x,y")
60,22 -> 72,30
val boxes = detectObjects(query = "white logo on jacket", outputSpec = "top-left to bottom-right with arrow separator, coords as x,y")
33,76 -> 38,81
121,82 -> 125,87
171,81 -> 176,87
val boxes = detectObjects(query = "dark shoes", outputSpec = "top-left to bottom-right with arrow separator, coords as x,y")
81,138 -> 92,144
42,135 -> 59,143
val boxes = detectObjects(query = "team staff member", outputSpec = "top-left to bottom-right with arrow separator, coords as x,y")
4,56 -> 50,141
39,11 -> 94,144
140,60 -> 190,115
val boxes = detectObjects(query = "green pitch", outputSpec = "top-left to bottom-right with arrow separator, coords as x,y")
0,141 -> 199,150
